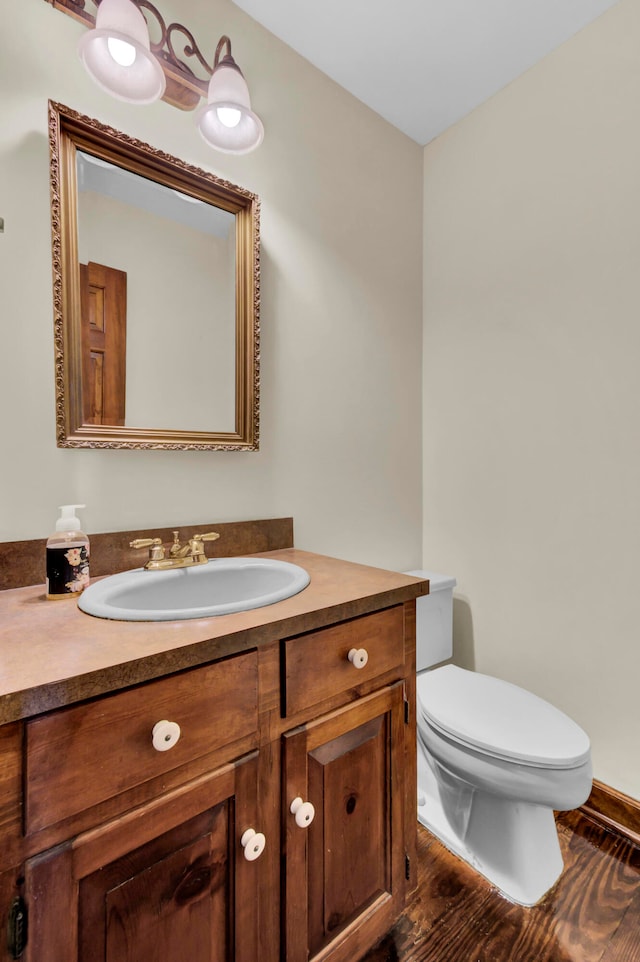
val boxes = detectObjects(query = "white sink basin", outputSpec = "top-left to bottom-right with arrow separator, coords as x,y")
78,557 -> 310,622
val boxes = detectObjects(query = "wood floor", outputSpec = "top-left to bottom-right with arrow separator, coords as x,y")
362,811 -> 640,962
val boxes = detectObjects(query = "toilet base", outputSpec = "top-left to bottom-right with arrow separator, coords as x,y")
417,745 -> 564,906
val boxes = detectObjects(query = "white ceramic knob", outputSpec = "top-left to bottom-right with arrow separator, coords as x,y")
348,647 -> 369,669
152,719 -> 181,752
290,796 -> 315,828
240,828 -> 266,861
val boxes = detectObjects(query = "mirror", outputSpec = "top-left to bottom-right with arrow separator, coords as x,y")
49,101 -> 260,450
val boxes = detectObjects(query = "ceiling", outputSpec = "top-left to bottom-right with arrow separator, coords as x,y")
231,0 -> 621,145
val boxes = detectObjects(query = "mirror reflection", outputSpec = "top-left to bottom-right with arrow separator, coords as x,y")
76,152 -> 236,432
49,101 -> 260,451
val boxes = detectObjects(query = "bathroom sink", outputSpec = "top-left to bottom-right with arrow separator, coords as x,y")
78,557 -> 311,622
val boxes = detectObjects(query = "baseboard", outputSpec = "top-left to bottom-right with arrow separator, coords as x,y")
580,779 -> 640,847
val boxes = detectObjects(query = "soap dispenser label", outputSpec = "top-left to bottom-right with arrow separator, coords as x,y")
46,545 -> 90,598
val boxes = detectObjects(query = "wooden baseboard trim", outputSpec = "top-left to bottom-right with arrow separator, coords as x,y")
580,779 -> 640,847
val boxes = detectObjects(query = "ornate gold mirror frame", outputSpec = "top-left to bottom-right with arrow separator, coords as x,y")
49,101 -> 260,450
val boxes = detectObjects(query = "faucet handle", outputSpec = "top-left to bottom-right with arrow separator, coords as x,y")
189,531 -> 220,561
130,537 -> 165,563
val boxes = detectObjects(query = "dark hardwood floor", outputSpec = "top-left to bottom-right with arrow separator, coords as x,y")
362,811 -> 640,962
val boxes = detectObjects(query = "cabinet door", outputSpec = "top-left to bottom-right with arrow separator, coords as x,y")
283,683 -> 406,962
24,753 -> 263,962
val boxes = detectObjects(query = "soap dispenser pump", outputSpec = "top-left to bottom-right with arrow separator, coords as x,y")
46,504 -> 90,600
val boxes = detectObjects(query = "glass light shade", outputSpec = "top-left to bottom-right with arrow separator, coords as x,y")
78,0 -> 165,105
196,63 -> 264,154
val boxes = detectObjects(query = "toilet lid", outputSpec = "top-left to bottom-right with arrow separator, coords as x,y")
417,665 -> 591,769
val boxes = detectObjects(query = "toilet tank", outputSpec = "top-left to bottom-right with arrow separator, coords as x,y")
405,570 -> 457,671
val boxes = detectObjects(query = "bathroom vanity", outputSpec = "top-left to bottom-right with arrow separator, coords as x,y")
0,543 -> 427,962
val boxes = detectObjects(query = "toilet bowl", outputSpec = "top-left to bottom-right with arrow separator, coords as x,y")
417,664 -> 592,905
406,570 -> 592,906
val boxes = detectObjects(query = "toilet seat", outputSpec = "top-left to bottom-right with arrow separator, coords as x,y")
417,665 -> 590,769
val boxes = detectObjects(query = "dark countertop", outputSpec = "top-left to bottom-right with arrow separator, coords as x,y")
0,549 -> 428,724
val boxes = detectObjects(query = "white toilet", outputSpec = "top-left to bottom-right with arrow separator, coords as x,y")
407,570 -> 592,906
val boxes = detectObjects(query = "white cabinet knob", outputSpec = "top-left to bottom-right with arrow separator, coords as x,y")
240,828 -> 266,861
290,796 -> 315,828
348,647 -> 369,669
152,719 -> 181,752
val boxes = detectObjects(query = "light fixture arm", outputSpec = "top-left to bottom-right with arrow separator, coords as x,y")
215,35 -> 233,67
213,35 -> 235,69
162,21 -> 214,86
212,35 -> 247,79
45,0 -> 216,109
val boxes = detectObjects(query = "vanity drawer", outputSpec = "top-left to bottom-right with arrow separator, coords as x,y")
283,606 -> 405,716
25,651 -> 258,834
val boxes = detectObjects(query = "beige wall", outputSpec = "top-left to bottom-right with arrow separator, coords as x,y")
423,0 -> 640,798
0,0 -> 423,573
4,0 -> 635,801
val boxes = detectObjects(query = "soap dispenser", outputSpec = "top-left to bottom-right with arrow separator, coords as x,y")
46,505 -> 90,600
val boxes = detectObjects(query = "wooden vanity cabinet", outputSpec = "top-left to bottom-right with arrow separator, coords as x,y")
0,598 -> 417,962
20,651 -> 263,962
24,753 -> 261,962
278,604 -> 414,962
283,683 -> 407,962
24,652 -> 259,834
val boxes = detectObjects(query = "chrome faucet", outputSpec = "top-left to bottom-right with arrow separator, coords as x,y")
130,530 -> 220,570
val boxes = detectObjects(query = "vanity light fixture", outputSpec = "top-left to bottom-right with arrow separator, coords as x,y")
196,36 -> 264,155
45,0 -> 264,154
78,0 -> 166,104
